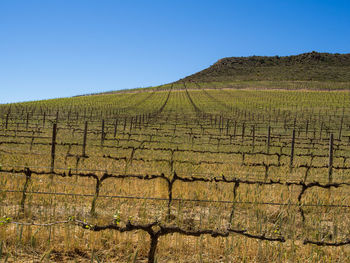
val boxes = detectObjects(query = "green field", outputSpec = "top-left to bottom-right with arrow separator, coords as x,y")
0,81 -> 350,262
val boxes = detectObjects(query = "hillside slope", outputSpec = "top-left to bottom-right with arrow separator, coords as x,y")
181,52 -> 350,82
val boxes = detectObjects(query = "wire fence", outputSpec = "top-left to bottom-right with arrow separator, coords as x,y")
2,217 -> 350,263
2,188 -> 350,208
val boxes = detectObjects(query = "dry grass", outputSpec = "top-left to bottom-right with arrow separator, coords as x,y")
0,87 -> 349,262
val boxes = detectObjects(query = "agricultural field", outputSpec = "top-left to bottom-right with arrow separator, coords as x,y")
0,81 -> 350,262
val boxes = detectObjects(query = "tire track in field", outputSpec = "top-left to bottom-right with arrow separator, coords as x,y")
194,82 -> 232,112
182,82 -> 205,116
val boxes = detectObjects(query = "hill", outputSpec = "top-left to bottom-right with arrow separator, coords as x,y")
180,51 -> 350,82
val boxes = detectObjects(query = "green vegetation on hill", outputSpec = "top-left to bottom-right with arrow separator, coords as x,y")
180,51 -> 350,83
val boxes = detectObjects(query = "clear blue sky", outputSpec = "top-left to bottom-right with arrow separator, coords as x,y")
1,0 -> 349,103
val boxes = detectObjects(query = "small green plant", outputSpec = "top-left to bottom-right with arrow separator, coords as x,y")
0,216 -> 11,226
113,210 -> 120,225
82,219 -> 92,229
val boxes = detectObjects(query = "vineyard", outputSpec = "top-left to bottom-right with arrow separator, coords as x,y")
0,82 -> 350,262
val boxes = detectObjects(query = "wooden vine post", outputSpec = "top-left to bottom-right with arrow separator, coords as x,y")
43,112 -> 46,128
101,119 -> 105,146
113,119 -> 118,137
56,110 -> 59,123
50,123 -> 57,175
82,121 -> 88,157
252,125 -> 255,152
241,122 -> 245,142
290,129 -> 296,172
226,119 -> 230,136
267,125 -> 271,154
328,133 -> 334,183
